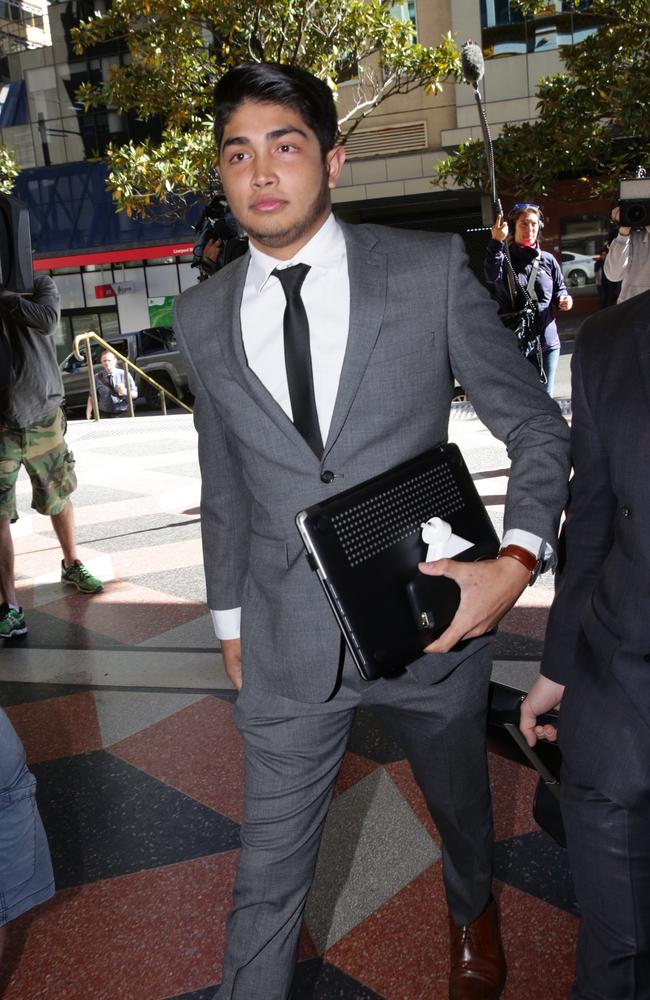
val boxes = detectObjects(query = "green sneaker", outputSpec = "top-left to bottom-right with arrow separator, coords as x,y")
0,603 -> 28,637
61,560 -> 104,594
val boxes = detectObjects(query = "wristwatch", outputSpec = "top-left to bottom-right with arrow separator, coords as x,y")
496,544 -> 541,586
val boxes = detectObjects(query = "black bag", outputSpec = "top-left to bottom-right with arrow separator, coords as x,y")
500,254 -> 547,384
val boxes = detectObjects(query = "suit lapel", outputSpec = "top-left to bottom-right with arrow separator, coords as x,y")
324,224 -> 388,455
217,252 -> 322,462
636,311 -> 650,414
215,223 -> 388,461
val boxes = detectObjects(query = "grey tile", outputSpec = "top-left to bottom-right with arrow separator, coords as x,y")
494,831 -> 577,914
33,750 -> 240,889
96,689 -> 207,745
139,613 -> 217,650
86,517 -> 200,552
130,565 -> 207,602
305,769 -> 440,951
168,462 -> 201,479
58,484 -> 140,507
491,659 -> 541,692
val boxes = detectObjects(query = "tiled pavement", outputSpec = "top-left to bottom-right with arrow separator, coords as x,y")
0,411 -> 577,999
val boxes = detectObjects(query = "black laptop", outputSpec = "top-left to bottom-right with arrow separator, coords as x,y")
295,443 -> 500,680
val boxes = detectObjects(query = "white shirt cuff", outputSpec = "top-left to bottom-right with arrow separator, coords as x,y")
210,607 -> 241,641
502,529 -> 554,571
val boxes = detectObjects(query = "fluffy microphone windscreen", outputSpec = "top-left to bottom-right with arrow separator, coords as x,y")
461,41 -> 485,86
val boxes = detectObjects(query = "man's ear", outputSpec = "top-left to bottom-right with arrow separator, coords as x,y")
326,145 -> 346,190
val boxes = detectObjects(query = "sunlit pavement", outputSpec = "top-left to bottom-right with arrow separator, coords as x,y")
0,410 -> 577,999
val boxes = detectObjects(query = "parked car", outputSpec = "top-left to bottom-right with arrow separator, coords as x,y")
60,327 -> 191,414
560,251 -> 596,287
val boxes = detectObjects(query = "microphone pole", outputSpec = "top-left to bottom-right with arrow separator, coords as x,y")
460,41 -> 501,218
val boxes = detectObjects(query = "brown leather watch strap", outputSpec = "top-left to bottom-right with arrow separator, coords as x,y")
497,544 -> 540,583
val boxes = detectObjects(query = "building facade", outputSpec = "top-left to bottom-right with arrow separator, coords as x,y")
0,0 -> 611,359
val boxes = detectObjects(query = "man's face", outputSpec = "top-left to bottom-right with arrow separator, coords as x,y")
101,352 -> 116,372
514,211 -> 540,247
218,100 -> 345,260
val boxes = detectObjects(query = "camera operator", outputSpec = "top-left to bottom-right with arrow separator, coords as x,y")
0,273 -> 103,639
191,197 -> 248,281
605,206 -> 650,303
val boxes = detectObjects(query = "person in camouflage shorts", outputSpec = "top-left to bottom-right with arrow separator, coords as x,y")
0,274 -> 103,639
0,408 -> 77,522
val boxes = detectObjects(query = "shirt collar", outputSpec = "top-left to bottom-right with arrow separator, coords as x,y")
248,213 -> 346,294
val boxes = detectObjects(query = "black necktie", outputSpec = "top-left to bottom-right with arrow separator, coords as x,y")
272,264 -> 323,457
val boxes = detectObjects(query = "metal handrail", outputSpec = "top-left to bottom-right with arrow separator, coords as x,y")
73,331 -> 193,419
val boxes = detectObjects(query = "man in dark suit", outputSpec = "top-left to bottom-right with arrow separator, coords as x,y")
521,289 -> 650,999
174,63 -> 570,1000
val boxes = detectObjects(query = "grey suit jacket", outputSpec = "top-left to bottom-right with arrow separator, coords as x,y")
175,222 -> 570,702
541,290 -> 650,809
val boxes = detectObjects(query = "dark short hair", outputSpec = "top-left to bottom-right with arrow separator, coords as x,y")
214,63 -> 339,157
509,204 -> 544,230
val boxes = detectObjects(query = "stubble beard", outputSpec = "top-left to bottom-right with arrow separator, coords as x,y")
240,172 -> 331,250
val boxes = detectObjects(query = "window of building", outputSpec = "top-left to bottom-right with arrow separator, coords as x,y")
390,1 -> 417,31
480,0 -> 602,59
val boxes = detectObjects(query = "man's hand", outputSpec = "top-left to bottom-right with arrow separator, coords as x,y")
220,637 -> 243,690
203,238 -> 223,265
520,674 -> 565,747
419,556 -> 531,653
558,293 -> 573,311
491,214 -> 509,242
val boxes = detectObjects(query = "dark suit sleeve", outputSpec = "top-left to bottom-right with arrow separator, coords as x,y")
540,333 -> 617,684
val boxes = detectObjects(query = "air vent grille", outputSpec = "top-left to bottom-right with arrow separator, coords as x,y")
342,120 -> 427,159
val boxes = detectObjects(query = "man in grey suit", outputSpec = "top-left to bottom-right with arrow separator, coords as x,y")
174,63 -> 570,1000
521,290 -> 650,999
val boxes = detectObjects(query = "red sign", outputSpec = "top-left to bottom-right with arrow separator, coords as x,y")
34,242 -> 195,271
95,283 -> 116,299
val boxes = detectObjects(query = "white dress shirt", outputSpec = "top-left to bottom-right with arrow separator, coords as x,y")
211,214 -> 546,640
240,212 -> 349,440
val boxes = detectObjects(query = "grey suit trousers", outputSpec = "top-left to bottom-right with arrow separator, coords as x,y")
214,645 -> 494,1000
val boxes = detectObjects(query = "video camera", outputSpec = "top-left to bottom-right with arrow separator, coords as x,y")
0,194 -> 33,293
191,197 -> 248,280
618,175 -> 650,230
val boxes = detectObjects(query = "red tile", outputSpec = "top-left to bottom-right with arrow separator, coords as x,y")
298,923 -> 319,962
5,692 -> 101,764
488,752 -> 540,840
110,696 -> 245,823
41,580 -> 206,644
13,544 -> 104,581
110,538 -> 203,579
2,853 -> 238,1000
334,752 -> 379,797
71,497 -> 181,528
327,866 -> 578,1000
378,754 -> 541,852
499,883 -> 578,1000
500,605 -> 550,641
326,862 -> 450,998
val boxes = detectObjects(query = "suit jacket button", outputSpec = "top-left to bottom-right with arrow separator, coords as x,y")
321,470 -> 335,484
621,505 -> 632,518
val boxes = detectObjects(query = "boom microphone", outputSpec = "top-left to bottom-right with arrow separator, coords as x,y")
461,40 -> 484,88
460,41 -> 499,216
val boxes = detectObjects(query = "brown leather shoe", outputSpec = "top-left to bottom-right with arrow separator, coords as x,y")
448,897 -> 506,999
